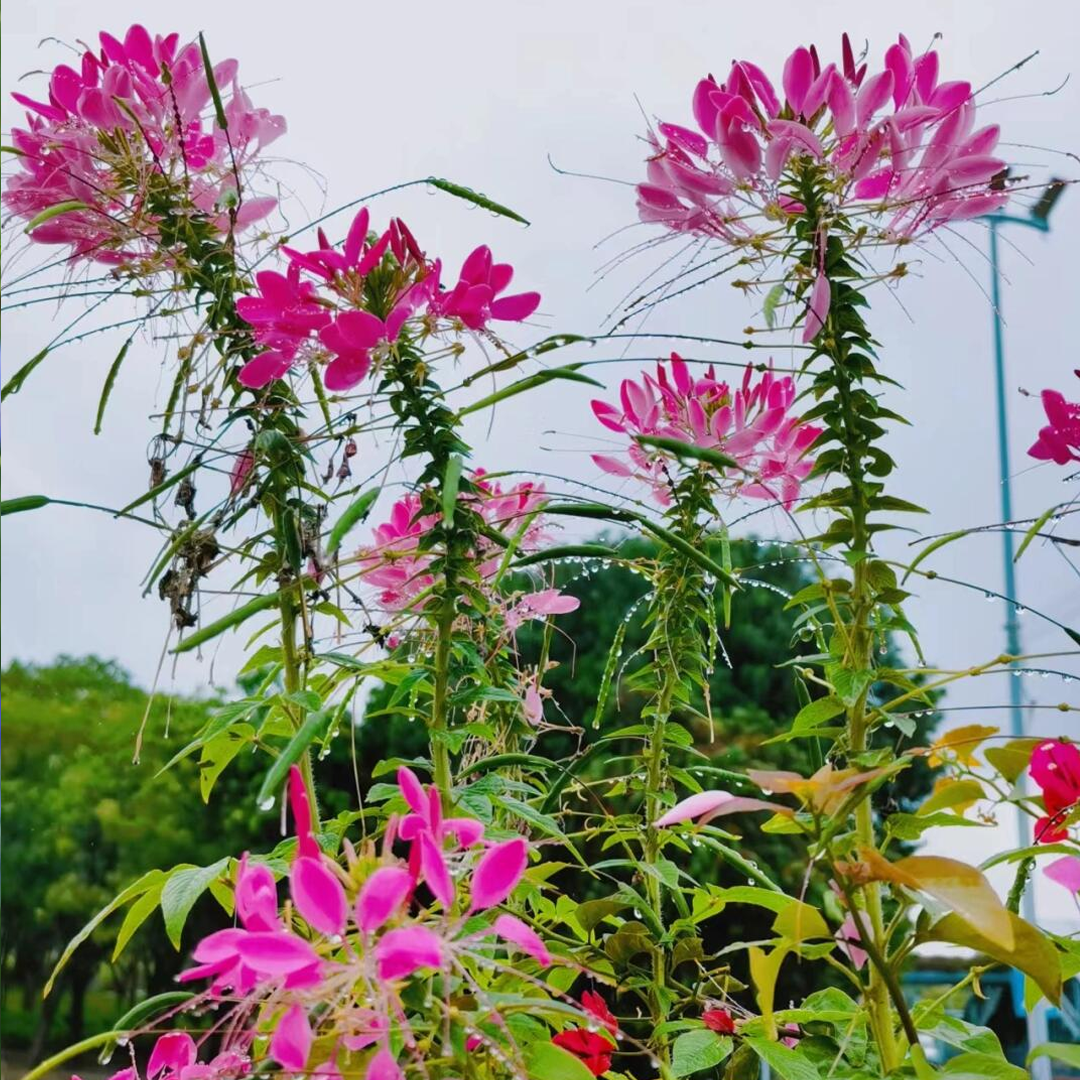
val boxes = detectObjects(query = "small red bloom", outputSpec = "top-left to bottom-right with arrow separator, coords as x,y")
551,1029 -> 613,1077
702,1007 -> 736,1034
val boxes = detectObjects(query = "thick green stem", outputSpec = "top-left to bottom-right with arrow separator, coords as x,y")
430,601 -> 456,809
280,587 -> 319,830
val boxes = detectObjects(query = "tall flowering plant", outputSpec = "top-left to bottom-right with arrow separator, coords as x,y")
2,23 -> 1077,1080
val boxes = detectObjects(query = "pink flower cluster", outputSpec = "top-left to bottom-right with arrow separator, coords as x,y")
591,354 -> 821,509
1029,739 -> 1080,899
355,471 -> 577,620
236,206 -> 541,391
154,766 -> 549,1080
638,33 -> 1007,243
5,25 -> 284,263
1028,384 -> 1080,467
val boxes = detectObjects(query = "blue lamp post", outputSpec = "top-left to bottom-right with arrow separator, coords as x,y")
983,177 -> 1064,1077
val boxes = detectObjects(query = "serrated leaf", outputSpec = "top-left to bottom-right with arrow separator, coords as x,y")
160,858 -> 231,949
672,1030 -> 733,1076
744,1034 -> 821,1079
523,1040 -> 599,1080
112,885 -> 163,961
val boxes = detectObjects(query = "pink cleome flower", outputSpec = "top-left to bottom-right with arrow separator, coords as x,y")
591,353 -> 821,509
638,32 -> 1009,247
235,206 -> 540,391
5,25 -> 284,264
1028,385 -> 1080,466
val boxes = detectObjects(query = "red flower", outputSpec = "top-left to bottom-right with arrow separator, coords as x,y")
1031,739 -> 1080,843
552,993 -> 617,1076
702,1008 -> 736,1034
551,1030 -> 613,1077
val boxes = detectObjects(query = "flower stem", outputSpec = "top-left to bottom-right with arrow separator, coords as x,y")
431,600 -> 455,809
280,584 -> 319,829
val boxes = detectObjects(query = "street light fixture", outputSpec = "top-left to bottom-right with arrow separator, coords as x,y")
983,176 -> 1065,1078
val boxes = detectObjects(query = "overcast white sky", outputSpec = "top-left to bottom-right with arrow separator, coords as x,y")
2,1 -> 1078,929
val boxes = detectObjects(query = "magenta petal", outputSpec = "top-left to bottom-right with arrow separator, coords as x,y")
470,837 -> 528,912
236,854 -> 281,932
445,817 -> 485,847
419,833 -> 455,908
1044,856 -> 1080,894
324,351 -> 372,391
782,47 -> 814,115
270,1003 -> 312,1072
592,453 -> 634,478
802,273 -> 831,343
493,913 -> 551,967
397,766 -> 428,815
238,351 -> 293,389
147,1032 -> 197,1079
335,310 -> 386,350
356,865 -> 413,933
288,765 -> 319,858
489,291 -> 540,322
290,856 -> 347,936
366,1048 -> 404,1080
236,931 -> 320,975
375,925 -> 444,980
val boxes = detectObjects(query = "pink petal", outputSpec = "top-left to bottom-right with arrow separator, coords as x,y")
836,914 -> 868,970
592,453 -> 634,478
419,832 -> 455,908
397,767 -> 428,816
523,685 -> 543,725
655,790 -> 735,826
147,1033 -> 197,1078
782,47 -> 814,115
238,351 -> 293,389
470,838 -> 528,912
591,400 -> 626,433
489,291 -> 540,322
356,865 -> 413,933
1044,856 -> 1080,894
290,856 -> 347,936
493,913 -> 551,966
375,925 -> 444,980
236,931 -> 320,975
288,765 -> 319,859
802,273 -> 830,344
445,818 -> 485,847
324,351 -> 372,391
270,1004 -> 312,1072
366,1049 -> 404,1080
236,855 -> 281,932
856,70 -> 895,128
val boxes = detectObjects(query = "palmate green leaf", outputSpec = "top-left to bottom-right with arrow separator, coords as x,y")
427,177 -> 530,225
45,869 -> 166,995
159,857 -> 231,949
671,1030 -> 733,1076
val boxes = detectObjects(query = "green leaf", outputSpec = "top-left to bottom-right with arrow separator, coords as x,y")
94,338 -> 132,435
939,1052 -> 1027,1079
1,495 -> 51,516
159,857 -> 231,949
443,454 -> 464,524
902,530 -> 969,582
593,616 -> 629,729
97,992 -> 194,1064
791,696 -> 845,733
427,177 -> 530,225
45,870 -> 165,995
523,1040 -> 597,1080
256,710 -> 333,809
921,910 -> 1061,1004
197,33 -> 229,129
983,737 -> 1040,784
575,898 -> 629,934
326,487 -> 380,554
885,812 -> 986,841
744,1035 -> 822,1080
672,1030 -> 733,1076
118,456 -> 203,515
1028,1042 -> 1080,1068
515,543 -> 621,568
172,592 -> 282,654
24,200 -> 90,233
112,885 -> 163,961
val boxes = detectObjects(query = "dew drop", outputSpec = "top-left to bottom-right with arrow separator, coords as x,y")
258,796 -> 276,812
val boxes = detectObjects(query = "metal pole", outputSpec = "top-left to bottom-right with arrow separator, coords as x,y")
987,218 -> 1052,1076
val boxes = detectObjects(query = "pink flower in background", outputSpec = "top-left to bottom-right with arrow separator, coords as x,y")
1028,386 -> 1080,466
835,914 -> 869,970
355,495 -> 439,610
270,1004 -> 312,1072
591,354 -> 820,508
636,32 -> 1010,302
5,25 -> 284,263
654,788 -> 785,827
427,245 -> 541,330
1044,855 -> 1080,895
